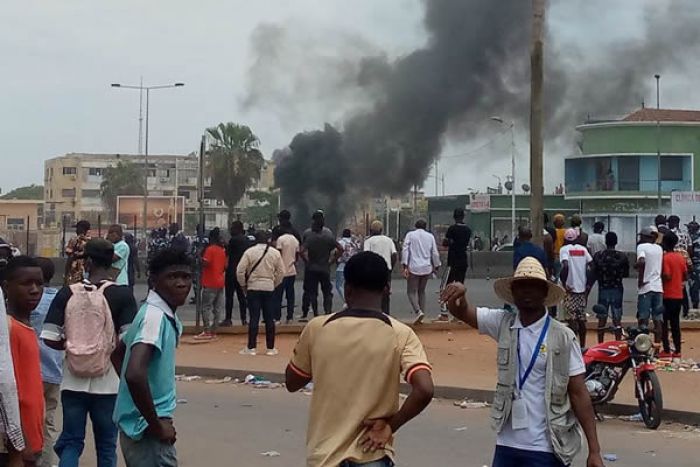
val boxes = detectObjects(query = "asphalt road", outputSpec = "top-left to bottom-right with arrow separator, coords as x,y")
74,381 -> 699,466
132,277 -> 650,324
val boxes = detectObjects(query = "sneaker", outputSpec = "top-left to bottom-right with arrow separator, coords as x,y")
218,319 -> 233,327
275,320 -> 281,326
265,348 -> 279,356
193,331 -> 213,341
239,348 -> 257,356
413,311 -> 425,325
432,314 -> 450,323
657,351 -> 672,360
298,317 -> 309,323
285,319 -> 293,325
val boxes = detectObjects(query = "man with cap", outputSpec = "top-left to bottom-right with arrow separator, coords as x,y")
441,258 -> 604,467
363,220 -> 398,314
636,226 -> 664,342
570,214 -> 588,248
687,221 -> 700,310
300,211 -> 342,321
560,228 -> 594,348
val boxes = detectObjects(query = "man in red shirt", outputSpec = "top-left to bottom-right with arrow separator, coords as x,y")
3,256 -> 45,465
660,232 -> 687,359
195,228 -> 227,340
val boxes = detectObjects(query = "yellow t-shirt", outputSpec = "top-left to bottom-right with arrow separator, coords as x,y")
554,228 -> 566,258
289,311 -> 431,467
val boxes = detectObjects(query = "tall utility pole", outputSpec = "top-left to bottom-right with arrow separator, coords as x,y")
655,74 -> 662,210
530,0 -> 546,246
434,158 -> 439,196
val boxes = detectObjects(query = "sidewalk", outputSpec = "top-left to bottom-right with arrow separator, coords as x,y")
177,327 -> 700,414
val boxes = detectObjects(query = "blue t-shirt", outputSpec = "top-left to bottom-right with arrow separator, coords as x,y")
113,240 -> 130,286
113,291 -> 182,439
30,288 -> 64,385
513,241 -> 548,271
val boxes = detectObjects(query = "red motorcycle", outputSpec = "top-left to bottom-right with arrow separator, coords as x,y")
583,326 -> 663,429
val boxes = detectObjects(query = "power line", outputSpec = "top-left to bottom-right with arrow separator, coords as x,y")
438,128 -> 511,160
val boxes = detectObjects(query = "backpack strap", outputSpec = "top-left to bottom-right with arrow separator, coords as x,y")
245,245 -> 270,283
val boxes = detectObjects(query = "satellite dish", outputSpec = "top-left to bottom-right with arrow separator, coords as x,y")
521,183 -> 531,193
504,181 -> 513,192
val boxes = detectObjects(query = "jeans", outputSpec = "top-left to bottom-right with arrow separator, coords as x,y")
274,275 -> 296,321
38,383 -> 61,467
339,456 -> 394,467
54,391 -> 118,467
662,298 -> 683,353
120,431 -> 177,467
247,290 -> 276,350
224,269 -> 247,323
202,287 -> 224,332
637,291 -> 664,322
302,270 -> 333,317
407,273 -> 430,313
596,287 -> 624,322
492,445 -> 566,467
335,268 -> 346,301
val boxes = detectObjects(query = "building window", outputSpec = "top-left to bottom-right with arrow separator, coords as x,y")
62,188 -> 76,198
7,218 -> 25,231
660,156 -> 684,181
62,167 -> 77,175
618,156 -> 640,191
81,189 -> 101,198
178,190 -> 190,199
88,167 -> 104,176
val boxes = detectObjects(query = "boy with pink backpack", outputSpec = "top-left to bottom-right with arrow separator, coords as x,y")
41,238 -> 137,467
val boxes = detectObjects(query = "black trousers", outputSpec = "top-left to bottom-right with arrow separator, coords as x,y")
446,263 -> 467,284
302,269 -> 333,317
225,269 -> 247,323
247,290 -> 276,350
662,298 -> 683,354
274,275 -> 296,321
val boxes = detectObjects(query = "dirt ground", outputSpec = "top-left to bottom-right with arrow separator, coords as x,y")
177,327 -> 700,413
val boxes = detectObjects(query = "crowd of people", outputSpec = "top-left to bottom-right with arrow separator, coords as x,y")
2,205 -> 696,466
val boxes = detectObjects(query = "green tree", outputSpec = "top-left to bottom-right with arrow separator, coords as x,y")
206,122 -> 265,221
1,184 -> 43,200
100,161 -> 144,219
244,190 -> 279,228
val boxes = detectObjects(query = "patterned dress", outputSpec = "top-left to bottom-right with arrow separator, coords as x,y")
64,234 -> 91,285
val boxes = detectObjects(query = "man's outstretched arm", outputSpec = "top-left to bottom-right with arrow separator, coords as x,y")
440,282 -> 477,328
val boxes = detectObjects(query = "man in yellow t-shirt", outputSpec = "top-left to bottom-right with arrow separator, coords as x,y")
286,251 -> 434,467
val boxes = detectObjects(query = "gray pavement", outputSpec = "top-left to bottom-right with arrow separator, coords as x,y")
132,278 -> 649,324
76,381 -> 698,466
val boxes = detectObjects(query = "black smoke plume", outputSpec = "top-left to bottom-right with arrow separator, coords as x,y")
266,0 -> 700,226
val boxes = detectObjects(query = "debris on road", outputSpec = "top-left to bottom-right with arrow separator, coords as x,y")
175,375 -> 202,382
454,400 -> 489,409
654,358 -> 700,372
204,376 -> 233,384
619,413 -> 643,422
260,451 -> 281,457
603,453 -> 618,462
176,398 -> 188,404
453,426 -> 468,431
244,374 -> 283,389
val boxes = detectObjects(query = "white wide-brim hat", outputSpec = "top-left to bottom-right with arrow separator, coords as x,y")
493,257 -> 565,307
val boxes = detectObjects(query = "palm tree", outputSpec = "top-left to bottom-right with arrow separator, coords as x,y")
100,161 -> 145,221
206,123 -> 265,221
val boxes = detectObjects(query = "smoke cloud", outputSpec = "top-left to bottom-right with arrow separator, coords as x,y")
249,0 -> 700,226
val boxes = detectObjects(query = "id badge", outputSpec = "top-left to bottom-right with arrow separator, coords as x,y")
511,397 -> 528,430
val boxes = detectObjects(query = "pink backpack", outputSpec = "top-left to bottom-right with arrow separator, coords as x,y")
65,281 -> 116,377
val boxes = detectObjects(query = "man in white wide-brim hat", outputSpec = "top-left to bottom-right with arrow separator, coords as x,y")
441,257 -> 604,467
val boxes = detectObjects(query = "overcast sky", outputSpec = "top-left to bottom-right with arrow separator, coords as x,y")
1,0 -> 697,196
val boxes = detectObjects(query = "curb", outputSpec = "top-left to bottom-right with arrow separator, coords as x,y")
175,366 -> 700,426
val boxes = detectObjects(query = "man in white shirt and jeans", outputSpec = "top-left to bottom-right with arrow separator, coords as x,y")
441,257 -> 604,467
636,226 -> 665,342
402,219 -> 441,324
560,228 -> 593,348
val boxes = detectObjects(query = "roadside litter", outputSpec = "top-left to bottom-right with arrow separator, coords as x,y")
260,451 -> 281,457
244,374 -> 283,389
175,375 -> 201,382
603,454 -> 617,462
205,376 -> 233,384
453,399 -> 489,409
654,358 -> 700,372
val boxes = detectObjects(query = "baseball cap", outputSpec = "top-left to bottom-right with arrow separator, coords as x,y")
564,228 -> 579,241
640,226 -> 656,237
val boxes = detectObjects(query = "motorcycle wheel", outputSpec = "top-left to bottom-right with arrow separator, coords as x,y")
637,371 -> 663,430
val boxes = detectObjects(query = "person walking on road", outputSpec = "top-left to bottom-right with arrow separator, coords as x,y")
107,224 -> 130,287
64,220 -> 91,285
402,219 -> 441,324
41,239 -> 138,467
300,211 -> 342,321
636,227 -> 665,343
363,221 -> 397,315
660,232 -> 687,360
113,249 -> 193,467
275,229 -> 300,324
560,228 -> 593,348
441,257 -> 604,467
335,229 -> 359,303
195,228 -> 227,340
285,251 -> 434,467
591,232 -> 629,343
438,208 -> 472,321
237,231 -> 284,356
221,221 -> 251,327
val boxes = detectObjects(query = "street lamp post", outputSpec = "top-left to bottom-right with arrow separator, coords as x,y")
490,117 -> 516,243
111,81 -> 184,241
655,74 -> 661,211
